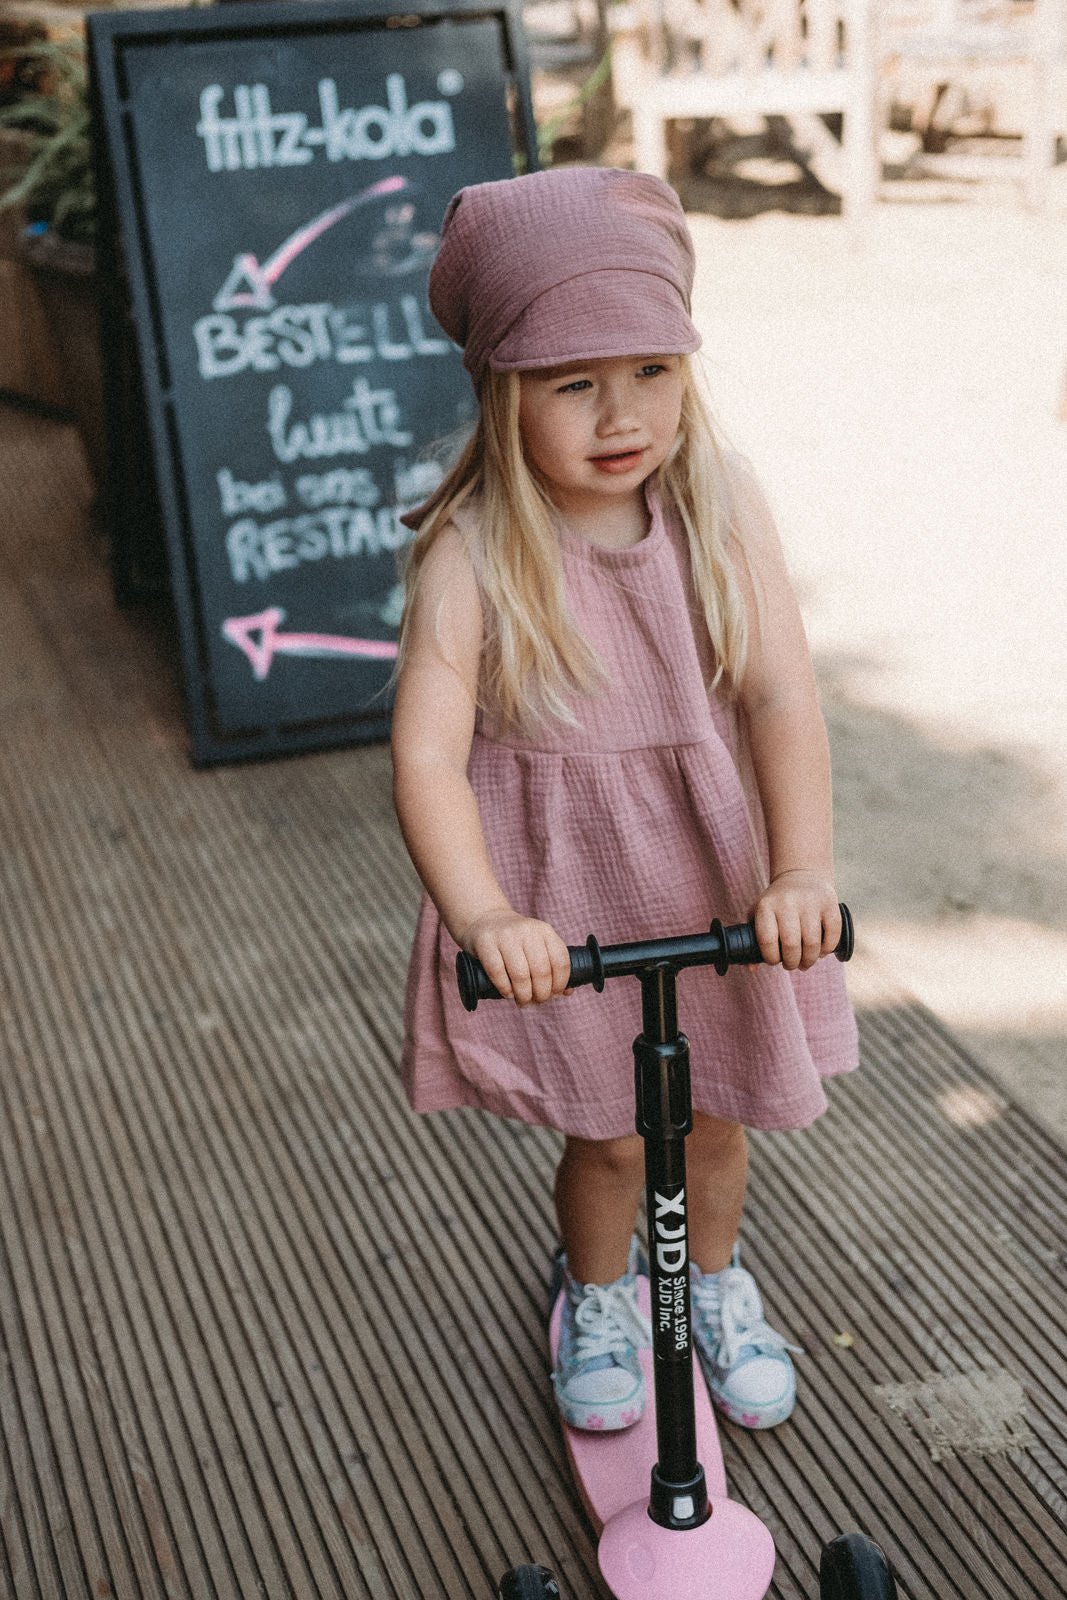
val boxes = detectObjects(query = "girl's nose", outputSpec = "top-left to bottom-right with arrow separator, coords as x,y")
596,383 -> 639,435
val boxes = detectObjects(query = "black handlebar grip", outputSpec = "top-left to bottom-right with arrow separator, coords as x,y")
456,949 -> 496,1011
456,935 -> 604,1013
710,901 -> 853,972
456,908 -> 853,1011
837,902 -> 855,961
562,936 -> 606,994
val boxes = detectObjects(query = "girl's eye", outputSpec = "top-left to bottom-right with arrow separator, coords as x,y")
557,378 -> 591,394
638,363 -> 667,378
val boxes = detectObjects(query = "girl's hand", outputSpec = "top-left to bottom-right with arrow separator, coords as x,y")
460,910 -> 573,1006
753,871 -> 841,971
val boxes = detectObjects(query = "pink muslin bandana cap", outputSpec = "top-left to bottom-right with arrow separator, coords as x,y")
428,167 -> 702,389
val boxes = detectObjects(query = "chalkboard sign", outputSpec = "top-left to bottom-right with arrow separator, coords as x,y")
88,0 -> 537,764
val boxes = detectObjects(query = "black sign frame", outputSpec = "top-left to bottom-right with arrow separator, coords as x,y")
88,0 -> 537,765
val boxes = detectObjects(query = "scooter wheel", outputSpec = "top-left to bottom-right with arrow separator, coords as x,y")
820,1533 -> 897,1599
497,1564 -> 561,1599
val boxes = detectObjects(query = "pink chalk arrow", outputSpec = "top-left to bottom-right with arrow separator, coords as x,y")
215,176 -> 413,310
222,606 -> 398,681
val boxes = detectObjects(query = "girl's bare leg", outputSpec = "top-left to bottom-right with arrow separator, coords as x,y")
555,1115 -> 746,1283
554,1133 -> 645,1284
686,1113 -> 748,1274
686,1115 -> 794,1428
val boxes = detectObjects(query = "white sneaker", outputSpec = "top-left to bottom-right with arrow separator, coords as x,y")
552,1248 -> 651,1432
691,1247 -> 800,1430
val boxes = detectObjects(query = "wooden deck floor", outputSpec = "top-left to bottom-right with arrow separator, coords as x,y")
1,401 -> 1065,1600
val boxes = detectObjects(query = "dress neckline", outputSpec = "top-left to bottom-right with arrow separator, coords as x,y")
554,481 -> 668,567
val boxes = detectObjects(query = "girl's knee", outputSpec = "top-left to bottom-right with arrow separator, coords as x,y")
561,1132 -> 644,1184
689,1113 -> 746,1160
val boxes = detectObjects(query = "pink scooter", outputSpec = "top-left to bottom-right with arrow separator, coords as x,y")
458,908 -> 897,1600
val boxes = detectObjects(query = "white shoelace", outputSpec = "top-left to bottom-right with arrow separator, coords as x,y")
692,1256 -> 802,1370
571,1281 -> 652,1364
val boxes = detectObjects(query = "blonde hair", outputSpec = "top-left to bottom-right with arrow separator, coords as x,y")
398,357 -> 748,734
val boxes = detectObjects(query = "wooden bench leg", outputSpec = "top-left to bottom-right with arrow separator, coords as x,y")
1023,59 -> 1056,210
632,104 -> 669,179
842,91 -> 877,224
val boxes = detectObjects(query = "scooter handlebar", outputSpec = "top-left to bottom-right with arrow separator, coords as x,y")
457,903 -> 854,1012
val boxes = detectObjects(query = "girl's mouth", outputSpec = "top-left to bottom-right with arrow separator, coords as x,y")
590,449 -> 645,474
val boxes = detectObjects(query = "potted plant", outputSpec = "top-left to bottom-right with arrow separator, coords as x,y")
1,30 -> 104,480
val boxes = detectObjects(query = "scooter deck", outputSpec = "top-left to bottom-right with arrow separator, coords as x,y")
549,1273 -> 728,1535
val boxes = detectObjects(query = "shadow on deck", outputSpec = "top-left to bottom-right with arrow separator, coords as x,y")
0,401 -> 1064,1599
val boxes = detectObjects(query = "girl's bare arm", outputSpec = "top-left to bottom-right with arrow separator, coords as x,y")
733,481 -> 841,971
391,527 -> 570,1005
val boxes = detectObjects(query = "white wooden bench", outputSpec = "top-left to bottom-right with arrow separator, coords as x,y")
617,0 -> 878,221
874,1 -> 1065,208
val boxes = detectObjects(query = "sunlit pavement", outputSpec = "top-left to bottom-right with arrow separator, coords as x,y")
686,193 -> 1067,1137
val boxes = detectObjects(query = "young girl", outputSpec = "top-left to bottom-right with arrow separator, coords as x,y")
392,168 -> 858,1435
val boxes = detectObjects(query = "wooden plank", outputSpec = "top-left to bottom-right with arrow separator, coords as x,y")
0,755 -> 465,1599
1,401 -> 1067,1599
0,762 -> 320,1598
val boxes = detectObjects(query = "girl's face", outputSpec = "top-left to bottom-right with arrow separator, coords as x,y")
517,355 -> 684,525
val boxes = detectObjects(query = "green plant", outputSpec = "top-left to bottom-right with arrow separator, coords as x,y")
537,43 -> 614,164
0,37 -> 93,243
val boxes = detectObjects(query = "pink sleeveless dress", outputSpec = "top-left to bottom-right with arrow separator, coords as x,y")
401,467 -> 858,1139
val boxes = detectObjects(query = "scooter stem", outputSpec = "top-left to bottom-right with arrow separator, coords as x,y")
457,904 -> 853,1577
635,964 -> 710,1530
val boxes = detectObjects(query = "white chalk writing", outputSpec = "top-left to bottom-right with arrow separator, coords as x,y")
295,467 -> 380,509
193,296 -> 449,381
393,457 -> 443,507
267,380 -> 412,462
196,76 -> 457,172
217,468 -> 287,515
226,506 -> 411,581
